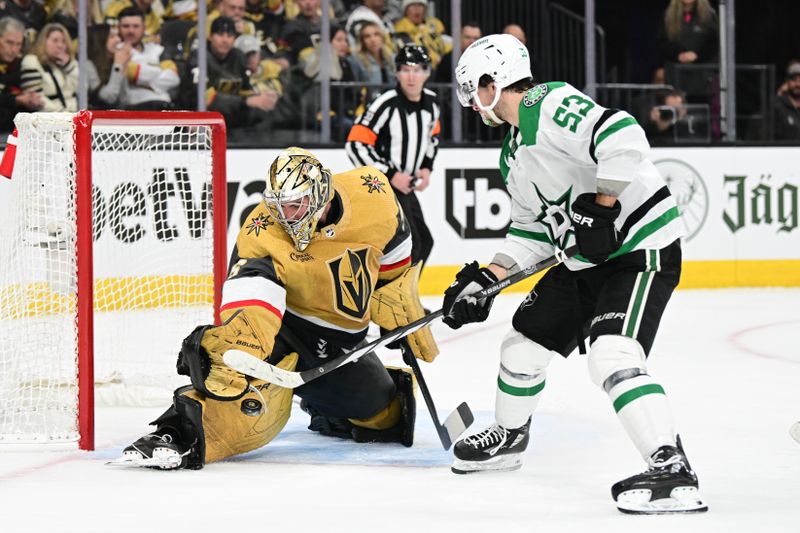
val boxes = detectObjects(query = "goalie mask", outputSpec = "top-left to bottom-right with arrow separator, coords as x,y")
264,147 -> 333,251
455,34 -> 532,127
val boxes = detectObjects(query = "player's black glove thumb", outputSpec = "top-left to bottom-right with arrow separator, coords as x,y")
570,193 -> 621,264
442,261 -> 498,329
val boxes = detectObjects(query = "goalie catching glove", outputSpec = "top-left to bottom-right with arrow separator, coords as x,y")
442,261 -> 499,329
178,306 -> 278,401
370,261 -> 439,362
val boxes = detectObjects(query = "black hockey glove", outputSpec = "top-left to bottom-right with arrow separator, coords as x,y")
442,261 -> 499,329
570,193 -> 621,264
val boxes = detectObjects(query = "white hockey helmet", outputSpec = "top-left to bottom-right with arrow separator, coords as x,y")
455,34 -> 532,113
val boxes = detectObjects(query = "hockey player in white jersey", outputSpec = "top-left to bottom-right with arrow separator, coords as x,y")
442,34 -> 707,515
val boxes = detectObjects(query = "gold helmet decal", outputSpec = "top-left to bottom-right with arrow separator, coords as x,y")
264,147 -> 333,251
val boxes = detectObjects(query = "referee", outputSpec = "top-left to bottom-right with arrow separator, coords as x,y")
345,44 -> 441,269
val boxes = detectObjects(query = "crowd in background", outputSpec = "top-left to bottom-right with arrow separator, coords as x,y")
1,0 -> 800,144
0,0 -> 467,142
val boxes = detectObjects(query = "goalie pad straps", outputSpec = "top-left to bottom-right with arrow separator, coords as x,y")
166,353 -> 299,468
370,262 -> 439,362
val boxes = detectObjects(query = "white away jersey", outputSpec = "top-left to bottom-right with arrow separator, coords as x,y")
496,82 -> 685,271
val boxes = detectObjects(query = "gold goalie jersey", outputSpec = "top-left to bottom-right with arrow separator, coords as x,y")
222,166 -> 413,347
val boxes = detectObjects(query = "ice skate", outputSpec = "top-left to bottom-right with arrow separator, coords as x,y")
107,432 -> 190,470
612,438 -> 707,514
451,418 -> 530,474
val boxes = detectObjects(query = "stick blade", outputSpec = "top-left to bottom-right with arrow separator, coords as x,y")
223,349 -> 302,388
439,402 -> 474,449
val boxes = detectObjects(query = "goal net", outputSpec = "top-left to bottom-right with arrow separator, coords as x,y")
0,111 -> 227,449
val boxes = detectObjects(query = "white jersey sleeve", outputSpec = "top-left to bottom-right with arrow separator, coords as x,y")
493,82 -> 685,272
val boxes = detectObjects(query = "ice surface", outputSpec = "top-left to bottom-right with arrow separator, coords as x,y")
1,289 -> 798,532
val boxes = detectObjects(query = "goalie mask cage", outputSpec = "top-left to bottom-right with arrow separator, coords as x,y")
0,111 -> 227,450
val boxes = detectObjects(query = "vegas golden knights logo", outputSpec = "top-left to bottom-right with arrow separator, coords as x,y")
328,248 -> 372,319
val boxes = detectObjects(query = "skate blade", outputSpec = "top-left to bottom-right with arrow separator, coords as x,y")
790,422 -> 800,444
616,486 -> 708,514
451,454 -> 522,475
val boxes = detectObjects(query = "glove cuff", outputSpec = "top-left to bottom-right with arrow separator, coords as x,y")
573,192 -> 621,220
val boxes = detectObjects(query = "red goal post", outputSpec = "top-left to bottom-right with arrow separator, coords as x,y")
0,111 -> 228,450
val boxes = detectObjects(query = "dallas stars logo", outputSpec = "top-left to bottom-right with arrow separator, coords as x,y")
532,183 -> 574,249
245,213 -> 272,236
523,84 -> 547,107
361,174 -> 386,193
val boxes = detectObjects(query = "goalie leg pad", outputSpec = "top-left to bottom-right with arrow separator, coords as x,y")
588,335 -> 675,459
350,367 -> 416,447
140,352 -> 299,468
496,329 -> 555,429
370,261 -> 439,362
189,352 -> 298,464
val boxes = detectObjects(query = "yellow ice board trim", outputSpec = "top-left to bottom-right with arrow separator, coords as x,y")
417,259 -> 800,296
0,274 -> 214,319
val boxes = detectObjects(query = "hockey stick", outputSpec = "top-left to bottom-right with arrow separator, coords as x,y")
223,246 -> 578,389
400,343 -> 474,450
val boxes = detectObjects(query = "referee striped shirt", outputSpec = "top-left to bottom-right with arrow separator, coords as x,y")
345,87 -> 441,179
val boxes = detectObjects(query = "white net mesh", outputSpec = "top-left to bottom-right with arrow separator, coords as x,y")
0,113 -> 219,444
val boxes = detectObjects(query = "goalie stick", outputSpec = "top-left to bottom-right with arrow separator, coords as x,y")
223,245 -> 578,389
400,342 -> 473,449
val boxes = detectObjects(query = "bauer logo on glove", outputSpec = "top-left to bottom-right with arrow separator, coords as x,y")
442,261 -> 499,329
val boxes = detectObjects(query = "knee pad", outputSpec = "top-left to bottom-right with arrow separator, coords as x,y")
500,328 -> 556,380
587,335 -> 647,390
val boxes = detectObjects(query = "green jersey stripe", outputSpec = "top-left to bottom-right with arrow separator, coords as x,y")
613,383 -> 666,412
595,116 -> 638,147
574,206 -> 681,263
624,270 -> 653,337
498,376 -> 546,397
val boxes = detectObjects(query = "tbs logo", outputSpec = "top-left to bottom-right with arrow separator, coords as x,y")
445,168 -> 511,238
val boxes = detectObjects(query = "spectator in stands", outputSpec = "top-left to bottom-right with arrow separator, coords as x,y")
0,0 -> 46,44
244,0 -> 285,59
643,88 -> 686,145
279,0 -> 320,66
774,61 -> 800,141
1,16 -> 42,133
658,0 -> 718,107
502,23 -> 526,46
104,0 -> 163,42
19,22 -> 78,112
186,16 -> 275,130
345,0 -> 394,49
234,33 -> 281,105
95,7 -> 178,110
435,21 -> 480,82
393,0 -> 449,70
85,23 -> 123,108
659,0 -> 718,67
348,20 -> 394,91
210,0 -> 255,36
47,0 -> 103,40
181,0 -> 258,63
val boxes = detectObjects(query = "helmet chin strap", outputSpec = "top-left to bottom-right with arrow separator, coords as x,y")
473,89 -> 505,127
